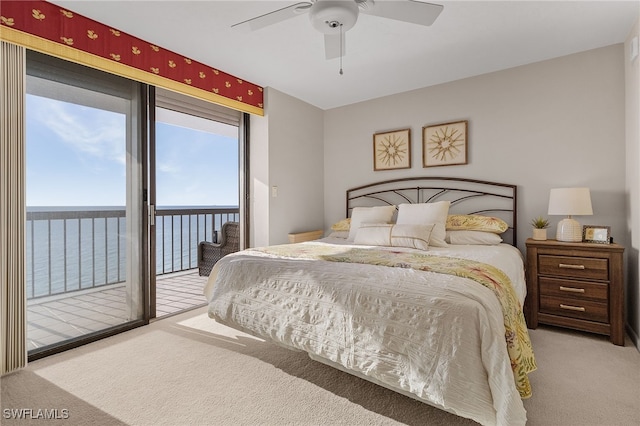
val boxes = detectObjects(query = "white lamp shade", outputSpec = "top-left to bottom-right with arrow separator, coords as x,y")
548,188 -> 593,216
548,187 -> 593,242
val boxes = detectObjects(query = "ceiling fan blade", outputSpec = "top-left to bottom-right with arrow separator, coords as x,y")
232,2 -> 312,32
361,0 -> 443,26
324,33 -> 346,60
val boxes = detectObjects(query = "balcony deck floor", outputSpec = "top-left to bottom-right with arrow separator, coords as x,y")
27,269 -> 208,352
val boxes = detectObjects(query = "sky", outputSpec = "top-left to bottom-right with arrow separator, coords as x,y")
26,94 -> 239,207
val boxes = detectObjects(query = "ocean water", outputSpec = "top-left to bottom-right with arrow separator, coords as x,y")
26,206 -> 238,299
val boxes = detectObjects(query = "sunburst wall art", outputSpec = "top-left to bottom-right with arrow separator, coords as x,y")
373,129 -> 411,171
422,120 -> 468,167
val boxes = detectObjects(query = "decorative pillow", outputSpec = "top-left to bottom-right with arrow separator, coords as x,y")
446,214 -> 508,234
446,230 -> 503,245
331,218 -> 351,232
396,201 -> 450,247
354,223 -> 434,251
347,205 -> 396,241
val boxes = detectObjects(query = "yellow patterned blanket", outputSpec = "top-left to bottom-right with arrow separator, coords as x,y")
254,243 -> 537,398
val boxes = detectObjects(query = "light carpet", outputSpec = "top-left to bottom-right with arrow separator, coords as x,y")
2,306 -> 639,426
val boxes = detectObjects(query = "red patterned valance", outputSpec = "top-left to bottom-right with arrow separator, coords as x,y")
0,0 -> 264,115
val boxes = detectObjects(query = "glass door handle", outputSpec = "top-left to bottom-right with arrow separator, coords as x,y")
149,204 -> 155,226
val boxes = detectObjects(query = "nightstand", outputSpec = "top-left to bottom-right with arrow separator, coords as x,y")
525,238 -> 625,345
288,230 -> 324,243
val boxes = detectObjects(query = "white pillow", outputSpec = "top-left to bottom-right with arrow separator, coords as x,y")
396,201 -> 450,247
446,230 -> 503,245
354,223 -> 434,251
347,205 -> 396,241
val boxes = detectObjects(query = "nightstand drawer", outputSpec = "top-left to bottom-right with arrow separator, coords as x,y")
538,255 -> 608,281
540,295 -> 608,323
539,277 -> 608,302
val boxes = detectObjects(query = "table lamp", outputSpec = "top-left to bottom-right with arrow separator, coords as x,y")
548,187 -> 593,242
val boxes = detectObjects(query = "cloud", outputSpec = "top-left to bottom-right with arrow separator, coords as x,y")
158,162 -> 180,174
29,96 -> 126,165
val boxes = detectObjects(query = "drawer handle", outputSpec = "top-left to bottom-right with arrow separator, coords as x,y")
559,286 -> 586,293
558,263 -> 585,270
560,304 -> 586,312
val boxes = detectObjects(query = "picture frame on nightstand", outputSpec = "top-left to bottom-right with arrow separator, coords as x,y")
582,225 -> 610,244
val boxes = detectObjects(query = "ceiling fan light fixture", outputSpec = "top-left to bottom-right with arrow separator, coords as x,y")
232,0 -> 444,64
309,0 -> 359,34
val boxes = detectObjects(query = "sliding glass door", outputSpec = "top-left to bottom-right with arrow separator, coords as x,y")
23,52 -> 247,356
149,88 -> 241,318
25,52 -> 147,358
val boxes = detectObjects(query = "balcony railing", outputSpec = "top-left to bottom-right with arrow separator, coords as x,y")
155,208 -> 238,275
26,207 -> 239,300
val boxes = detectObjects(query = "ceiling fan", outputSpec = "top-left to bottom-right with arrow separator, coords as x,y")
232,0 -> 443,61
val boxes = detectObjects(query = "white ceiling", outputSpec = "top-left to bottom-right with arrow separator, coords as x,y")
50,1 -> 639,110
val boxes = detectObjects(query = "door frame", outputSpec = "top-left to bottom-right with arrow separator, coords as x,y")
147,85 -> 157,320
147,88 -> 247,319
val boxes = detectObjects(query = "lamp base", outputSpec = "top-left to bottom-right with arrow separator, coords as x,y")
556,218 -> 583,242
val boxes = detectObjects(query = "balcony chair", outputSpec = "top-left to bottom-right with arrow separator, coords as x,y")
197,221 -> 240,277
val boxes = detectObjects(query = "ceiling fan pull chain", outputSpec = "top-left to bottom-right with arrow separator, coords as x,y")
339,23 -> 344,75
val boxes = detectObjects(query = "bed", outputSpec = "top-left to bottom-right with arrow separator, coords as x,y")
204,177 -> 536,426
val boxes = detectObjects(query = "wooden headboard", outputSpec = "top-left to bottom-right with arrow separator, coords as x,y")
346,177 -> 518,246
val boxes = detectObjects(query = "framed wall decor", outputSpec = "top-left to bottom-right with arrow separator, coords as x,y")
373,128 -> 411,171
582,225 -> 611,244
422,120 -> 468,167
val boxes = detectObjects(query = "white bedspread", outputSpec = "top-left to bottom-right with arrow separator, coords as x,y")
204,240 -> 529,426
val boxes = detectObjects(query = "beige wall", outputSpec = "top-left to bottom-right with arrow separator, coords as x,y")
249,100 -> 270,248
625,17 -> 640,347
324,45 -> 626,251
250,88 -> 325,247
